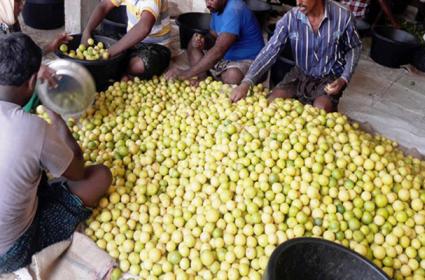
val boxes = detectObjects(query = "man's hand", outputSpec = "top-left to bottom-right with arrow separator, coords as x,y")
324,78 -> 347,95
81,31 -> 91,46
230,82 -> 251,103
38,65 -> 59,88
164,67 -> 184,80
45,33 -> 73,54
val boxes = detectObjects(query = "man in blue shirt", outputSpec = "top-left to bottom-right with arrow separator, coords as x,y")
231,0 -> 362,113
165,0 -> 264,84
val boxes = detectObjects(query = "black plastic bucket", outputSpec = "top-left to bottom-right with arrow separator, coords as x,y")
413,47 -> 425,72
22,0 -> 64,30
176,13 -> 211,49
265,238 -> 391,280
101,6 -> 128,36
370,26 -> 419,68
55,34 -> 128,91
245,0 -> 272,27
266,24 -> 295,86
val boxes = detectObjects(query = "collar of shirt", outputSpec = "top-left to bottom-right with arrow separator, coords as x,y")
295,0 -> 330,32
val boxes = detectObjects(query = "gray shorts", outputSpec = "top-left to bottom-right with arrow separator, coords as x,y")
209,59 -> 253,79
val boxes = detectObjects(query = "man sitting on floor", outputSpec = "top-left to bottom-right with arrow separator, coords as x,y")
0,33 -> 112,273
82,0 -> 171,79
231,0 -> 362,113
165,0 -> 265,85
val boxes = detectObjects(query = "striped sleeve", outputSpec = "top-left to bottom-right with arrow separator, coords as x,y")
341,13 -> 362,82
136,0 -> 161,20
242,13 -> 290,85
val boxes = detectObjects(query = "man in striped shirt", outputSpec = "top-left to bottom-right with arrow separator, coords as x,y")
82,0 -> 171,79
231,0 -> 362,113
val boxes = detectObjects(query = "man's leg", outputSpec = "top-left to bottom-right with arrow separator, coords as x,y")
313,95 -> 337,113
267,86 -> 296,102
127,44 -> 171,78
68,164 -> 112,208
221,68 -> 244,85
127,56 -> 145,76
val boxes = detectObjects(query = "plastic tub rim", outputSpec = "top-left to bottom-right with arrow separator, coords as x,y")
371,26 -> 419,47
266,237 -> 391,280
176,12 -> 211,35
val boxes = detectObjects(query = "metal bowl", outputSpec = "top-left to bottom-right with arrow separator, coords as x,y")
36,59 -> 96,118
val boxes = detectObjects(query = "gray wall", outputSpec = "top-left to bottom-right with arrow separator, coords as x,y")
65,0 -> 98,33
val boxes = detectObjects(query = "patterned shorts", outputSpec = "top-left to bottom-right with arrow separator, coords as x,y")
0,174 -> 92,274
275,67 -> 344,107
209,59 -> 253,79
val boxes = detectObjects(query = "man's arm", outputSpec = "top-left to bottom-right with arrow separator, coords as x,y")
82,0 -> 117,45
341,14 -> 362,83
231,14 -> 290,102
326,13 -> 362,95
179,33 -> 237,80
378,0 -> 399,27
242,14 -> 291,86
45,109 -> 85,181
107,11 -> 156,57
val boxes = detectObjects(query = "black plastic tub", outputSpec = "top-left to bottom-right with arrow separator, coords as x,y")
265,238 -> 391,280
266,24 -> 295,86
55,34 -> 128,91
22,0 -> 64,30
370,26 -> 419,68
245,0 -> 272,26
101,6 -> 128,36
413,47 -> 425,72
176,13 -> 211,49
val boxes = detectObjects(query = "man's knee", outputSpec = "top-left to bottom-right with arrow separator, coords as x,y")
127,57 -> 145,76
95,164 -> 113,189
221,69 -> 244,85
313,95 -> 337,113
268,87 -> 295,101
69,164 -> 112,208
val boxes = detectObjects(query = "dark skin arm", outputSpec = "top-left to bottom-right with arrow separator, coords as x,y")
82,0 -> 116,45
378,0 -> 399,28
107,11 -> 156,57
174,32 -> 237,80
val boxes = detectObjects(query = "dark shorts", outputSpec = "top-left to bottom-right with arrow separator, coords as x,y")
275,67 -> 344,107
131,43 -> 171,79
0,174 -> 92,274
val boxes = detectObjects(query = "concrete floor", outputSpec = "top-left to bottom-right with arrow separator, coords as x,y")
20,19 -> 425,158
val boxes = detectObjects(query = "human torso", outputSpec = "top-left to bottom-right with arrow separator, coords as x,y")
286,1 -> 354,77
124,0 -> 171,45
211,0 -> 265,61
0,100 -> 72,254
0,101 -> 46,254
